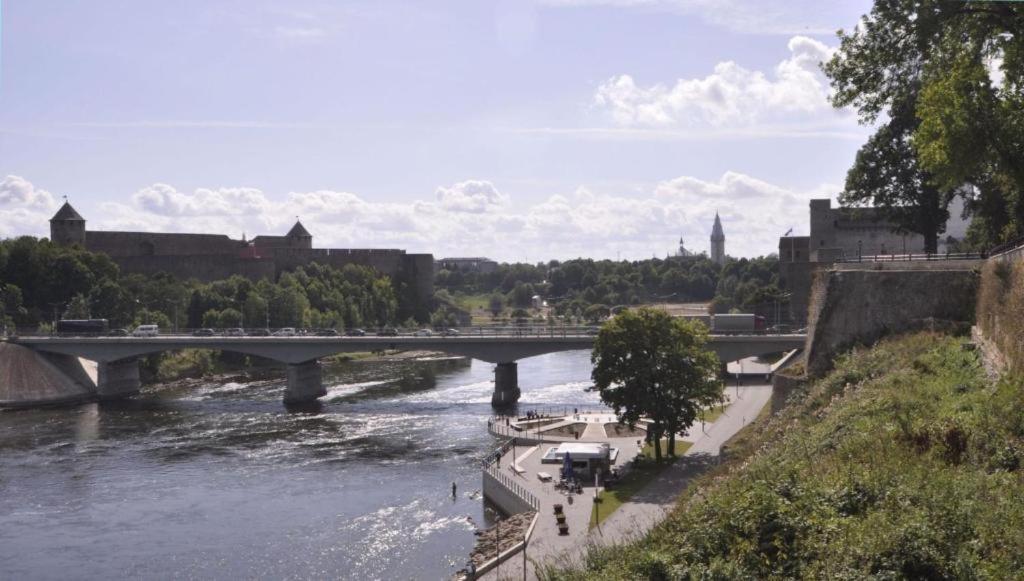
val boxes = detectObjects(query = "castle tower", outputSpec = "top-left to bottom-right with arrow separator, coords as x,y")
710,212 -> 725,266
50,201 -> 86,246
286,220 -> 313,249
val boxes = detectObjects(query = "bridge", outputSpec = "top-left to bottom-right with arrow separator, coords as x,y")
11,332 -> 805,406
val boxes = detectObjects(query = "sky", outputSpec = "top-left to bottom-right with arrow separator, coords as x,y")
0,0 -> 874,262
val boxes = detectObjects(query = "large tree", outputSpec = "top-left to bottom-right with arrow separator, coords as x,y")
825,0 -> 1024,248
591,308 -> 723,462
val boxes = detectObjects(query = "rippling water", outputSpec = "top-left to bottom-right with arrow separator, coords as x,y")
0,352 -> 603,580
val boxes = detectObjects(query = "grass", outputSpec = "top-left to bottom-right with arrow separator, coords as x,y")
590,439 -> 693,529
543,332 -> 1024,579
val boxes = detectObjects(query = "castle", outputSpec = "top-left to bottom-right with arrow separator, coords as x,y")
49,202 -> 434,306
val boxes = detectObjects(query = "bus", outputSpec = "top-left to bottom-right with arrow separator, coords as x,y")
56,319 -> 110,336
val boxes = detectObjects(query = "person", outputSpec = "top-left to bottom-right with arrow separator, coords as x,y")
452,481 -> 457,498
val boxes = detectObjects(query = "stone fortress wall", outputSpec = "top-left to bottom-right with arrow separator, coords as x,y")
48,202 -> 434,304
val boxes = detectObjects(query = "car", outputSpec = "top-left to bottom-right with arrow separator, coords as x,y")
414,328 -> 433,337
223,328 -> 246,337
107,328 -> 129,337
273,327 -> 297,337
192,328 -> 215,337
249,328 -> 271,336
132,324 -> 159,337
345,328 -> 366,337
441,328 -> 460,336
316,328 -> 339,337
378,327 -> 399,337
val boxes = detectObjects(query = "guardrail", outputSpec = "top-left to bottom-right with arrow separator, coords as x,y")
835,252 -> 986,263
484,462 -> 540,512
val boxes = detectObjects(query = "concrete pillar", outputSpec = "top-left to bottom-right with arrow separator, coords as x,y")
97,358 -> 141,400
285,360 -> 325,404
492,362 -> 520,407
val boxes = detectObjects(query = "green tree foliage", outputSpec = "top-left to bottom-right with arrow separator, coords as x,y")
591,308 -> 723,463
488,293 -> 504,317
825,0 -> 1024,248
437,256 -> 780,320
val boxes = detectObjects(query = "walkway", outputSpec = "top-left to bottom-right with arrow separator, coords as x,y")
480,382 -> 772,580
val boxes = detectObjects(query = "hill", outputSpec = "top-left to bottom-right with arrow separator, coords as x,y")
541,333 -> 1024,579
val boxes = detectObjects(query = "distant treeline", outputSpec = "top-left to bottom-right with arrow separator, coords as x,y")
0,236 -> 402,332
435,255 -> 786,321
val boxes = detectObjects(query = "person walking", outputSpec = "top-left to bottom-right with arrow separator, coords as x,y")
452,481 -> 457,499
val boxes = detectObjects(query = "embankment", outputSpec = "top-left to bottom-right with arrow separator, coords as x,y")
539,333 -> 1024,579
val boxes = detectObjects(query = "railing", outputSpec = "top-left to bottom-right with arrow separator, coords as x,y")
834,251 -> 986,263
988,235 -> 1024,258
484,462 -> 540,511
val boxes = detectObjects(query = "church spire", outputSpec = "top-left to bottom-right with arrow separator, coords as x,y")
710,212 -> 725,265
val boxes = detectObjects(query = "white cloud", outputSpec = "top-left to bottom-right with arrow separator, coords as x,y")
3,174 -> 836,261
594,35 -> 839,128
435,180 -> 510,213
0,175 -> 58,237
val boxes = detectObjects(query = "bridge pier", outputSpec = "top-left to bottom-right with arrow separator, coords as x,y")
284,360 -> 325,404
97,358 -> 141,400
492,362 -> 521,407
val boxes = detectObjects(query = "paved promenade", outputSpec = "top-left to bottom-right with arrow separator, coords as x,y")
480,382 -> 772,580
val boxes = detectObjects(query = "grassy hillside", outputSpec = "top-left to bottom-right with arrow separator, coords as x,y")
541,333 -> 1024,579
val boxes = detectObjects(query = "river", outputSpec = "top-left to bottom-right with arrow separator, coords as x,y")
0,351 -> 604,580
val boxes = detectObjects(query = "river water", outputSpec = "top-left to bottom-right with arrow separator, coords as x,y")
0,351 -> 603,580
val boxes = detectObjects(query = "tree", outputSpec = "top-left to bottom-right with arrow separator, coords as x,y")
841,104 -> 949,253
488,293 -> 504,318
591,308 -> 723,462
825,0 -> 1024,248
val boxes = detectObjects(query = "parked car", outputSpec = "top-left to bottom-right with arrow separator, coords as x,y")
132,324 -> 159,337
345,328 -> 366,337
192,328 -> 215,337
273,327 -> 297,337
249,328 -> 271,336
223,328 -> 246,337
316,328 -> 339,337
414,328 -> 433,337
441,328 -> 460,336
378,327 -> 399,337
107,328 -> 129,337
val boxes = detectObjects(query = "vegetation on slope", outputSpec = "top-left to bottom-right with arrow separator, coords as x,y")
543,333 -> 1024,579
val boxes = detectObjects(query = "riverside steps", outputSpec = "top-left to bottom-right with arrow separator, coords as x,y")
9,328 -> 804,406
471,382 -> 774,581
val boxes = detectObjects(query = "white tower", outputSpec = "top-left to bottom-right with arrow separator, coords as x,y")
710,212 -> 725,265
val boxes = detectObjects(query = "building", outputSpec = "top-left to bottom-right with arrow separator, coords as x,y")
436,257 -> 499,274
672,237 -> 703,261
48,202 -> 434,305
778,198 -> 968,323
710,212 -> 726,266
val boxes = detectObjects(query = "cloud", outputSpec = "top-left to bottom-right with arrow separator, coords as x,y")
435,180 -> 510,213
0,175 -> 58,237
593,35 -> 840,128
2,173 -> 838,261
540,0 -> 863,35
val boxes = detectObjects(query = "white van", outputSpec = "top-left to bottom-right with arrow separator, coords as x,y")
132,324 -> 159,337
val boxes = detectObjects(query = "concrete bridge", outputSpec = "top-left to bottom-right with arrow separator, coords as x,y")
11,333 -> 805,406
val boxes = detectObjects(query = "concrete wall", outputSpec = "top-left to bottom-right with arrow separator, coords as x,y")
483,467 -> 536,516
809,199 -> 925,258
804,264 -> 980,376
112,254 -> 277,282
86,231 -> 241,257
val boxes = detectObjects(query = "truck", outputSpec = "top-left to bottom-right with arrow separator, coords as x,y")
710,313 -> 767,333
56,319 -> 110,336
